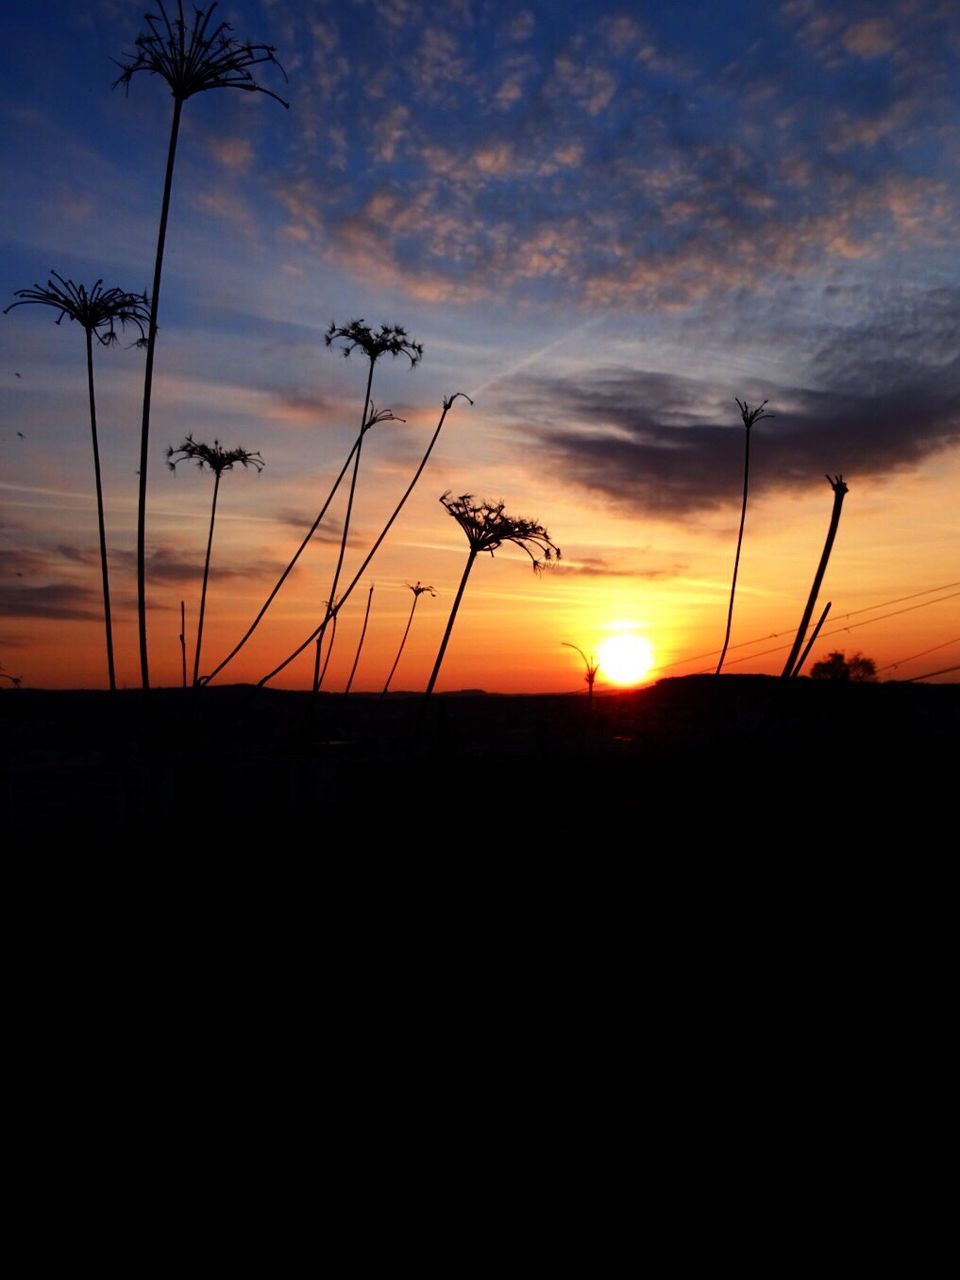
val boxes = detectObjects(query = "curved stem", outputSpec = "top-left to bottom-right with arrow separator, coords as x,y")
203,431 -> 361,685
85,328 -> 116,691
425,548 -> 477,698
258,394 -> 469,688
716,424 -> 751,676
137,95 -> 183,690
781,480 -> 848,678
344,584 -> 374,696
312,358 -> 375,692
193,468 -> 220,687
317,609 -> 338,690
381,593 -> 419,697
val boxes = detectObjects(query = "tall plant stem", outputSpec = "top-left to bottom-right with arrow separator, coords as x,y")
85,328 -> 116,691
793,600 -> 831,678
716,424 -> 751,675
344,584 -> 374,695
137,96 -> 183,690
425,549 -> 478,698
258,393 -> 471,688
781,476 -> 848,679
203,434 -> 360,685
193,468 -> 221,687
381,594 -> 421,698
180,600 -> 187,688
312,360 -> 375,692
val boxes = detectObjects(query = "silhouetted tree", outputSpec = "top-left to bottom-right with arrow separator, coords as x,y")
810,650 -> 877,682
716,397 -> 774,675
167,435 -> 264,686
115,0 -> 287,688
5,274 -> 149,689
425,493 -> 560,698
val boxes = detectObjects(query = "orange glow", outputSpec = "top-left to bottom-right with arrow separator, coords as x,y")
597,633 -> 654,686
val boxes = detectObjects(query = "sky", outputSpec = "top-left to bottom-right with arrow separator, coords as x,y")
1,0 -> 958,692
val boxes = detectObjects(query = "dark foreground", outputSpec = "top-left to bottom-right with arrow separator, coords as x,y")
4,672 -> 955,839
3,674 -> 955,988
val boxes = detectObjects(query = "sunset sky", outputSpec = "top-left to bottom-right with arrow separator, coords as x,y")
2,0 -> 958,692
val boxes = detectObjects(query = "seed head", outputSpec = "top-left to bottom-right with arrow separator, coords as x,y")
113,0 -> 288,106
440,492 -> 560,572
167,435 -> 264,475
325,320 -> 424,368
5,273 -> 149,346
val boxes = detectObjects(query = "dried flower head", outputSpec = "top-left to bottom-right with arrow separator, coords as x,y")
5,273 -> 149,346
440,492 -> 560,572
113,0 -> 288,105
407,581 -> 436,598
167,435 -> 264,475
736,398 -> 775,430
325,320 -> 424,367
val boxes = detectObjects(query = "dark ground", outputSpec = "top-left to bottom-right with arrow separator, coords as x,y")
3,675 -> 955,979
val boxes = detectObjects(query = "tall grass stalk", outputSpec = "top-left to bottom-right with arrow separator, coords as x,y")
563,642 -> 599,716
344,584 -> 375,696
167,436 -> 263,686
381,582 -> 435,697
311,322 -> 422,692
5,274 -> 149,690
716,398 -> 773,675
781,476 -> 849,678
257,393 -> 473,688
114,0 -> 287,688
424,493 -> 560,698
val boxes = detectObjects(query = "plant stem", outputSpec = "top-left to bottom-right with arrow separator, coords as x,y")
203,433 -> 360,685
137,95 -> 183,690
317,610 -> 338,690
258,394 -> 470,688
792,600 -> 831,678
425,548 -> 478,698
180,600 -> 187,689
716,423 -> 751,675
381,592 -> 420,697
344,584 -> 374,695
312,359 -> 375,692
781,477 -> 848,678
85,328 -> 116,691
193,468 -> 220,687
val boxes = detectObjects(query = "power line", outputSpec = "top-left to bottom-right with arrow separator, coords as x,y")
907,664 -> 960,682
659,580 -> 960,671
877,637 -> 960,673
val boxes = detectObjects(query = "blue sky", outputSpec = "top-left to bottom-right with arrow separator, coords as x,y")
2,0 -> 958,689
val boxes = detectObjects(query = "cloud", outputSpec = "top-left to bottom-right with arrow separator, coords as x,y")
0,582 -> 99,621
554,555 -> 686,579
508,334 -> 960,516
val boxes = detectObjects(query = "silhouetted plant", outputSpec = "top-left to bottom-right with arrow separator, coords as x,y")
344,584 -> 375,696
257,392 -> 473,688
5,273 -> 149,690
0,664 -> 22,688
810,649 -> 877,682
203,404 -> 400,686
563,642 -> 599,716
115,0 -> 287,688
311,322 -> 423,692
179,599 -> 187,688
381,582 -> 436,697
716,398 -> 774,675
167,435 -> 264,686
425,493 -> 560,698
782,475 -> 849,678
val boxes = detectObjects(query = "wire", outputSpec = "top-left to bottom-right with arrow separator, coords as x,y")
877,637 -> 960,673
658,580 -> 960,671
907,664 -> 960,682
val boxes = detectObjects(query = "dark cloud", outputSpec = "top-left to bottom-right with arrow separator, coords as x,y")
0,582 -> 99,621
512,353 -> 960,516
555,555 -> 686,579
273,509 -> 345,544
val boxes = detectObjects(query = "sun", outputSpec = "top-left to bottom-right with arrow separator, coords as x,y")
597,633 -> 654,686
